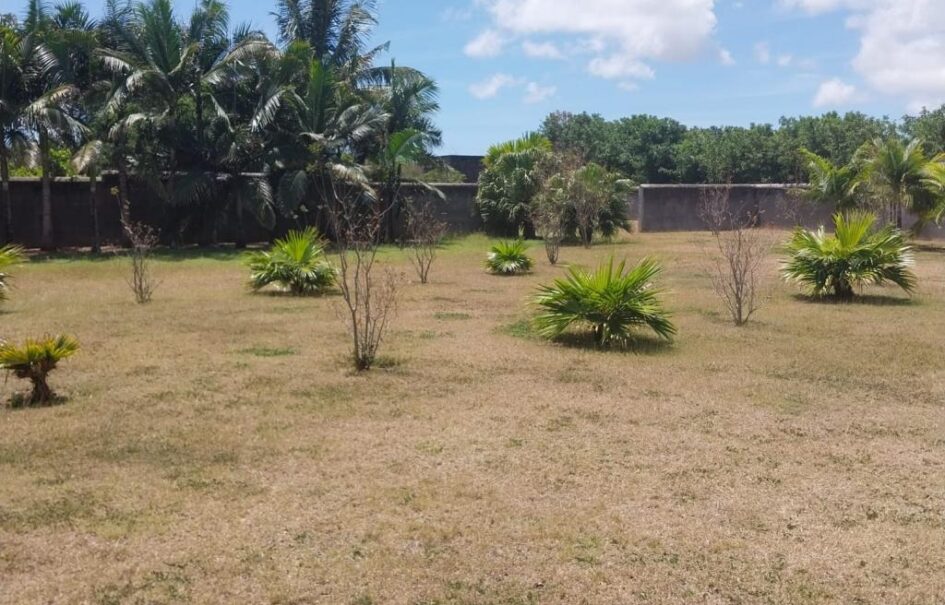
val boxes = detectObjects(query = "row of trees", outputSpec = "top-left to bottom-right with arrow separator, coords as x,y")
0,0 -> 441,249
539,109 -> 945,185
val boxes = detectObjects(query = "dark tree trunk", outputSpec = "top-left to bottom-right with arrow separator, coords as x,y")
234,185 -> 246,249
39,129 -> 54,250
89,175 -> 101,253
1,152 -> 12,244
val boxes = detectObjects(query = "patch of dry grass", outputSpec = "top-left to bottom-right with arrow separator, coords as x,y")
1,232 -> 944,604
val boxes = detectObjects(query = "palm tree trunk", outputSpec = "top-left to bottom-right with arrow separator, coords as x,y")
234,184 -> 245,249
1,150 -> 12,244
39,128 -> 54,250
116,152 -> 131,234
89,174 -> 100,253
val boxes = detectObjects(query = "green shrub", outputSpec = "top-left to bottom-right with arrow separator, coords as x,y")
246,228 -> 336,295
0,245 -> 24,302
485,240 -> 534,275
533,257 -> 676,346
782,211 -> 916,299
0,335 -> 79,406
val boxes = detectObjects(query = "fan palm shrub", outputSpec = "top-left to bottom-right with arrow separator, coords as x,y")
246,228 -> 336,295
0,334 -> 79,405
782,211 -> 916,300
534,257 -> 676,346
0,245 -> 24,301
485,240 -> 534,275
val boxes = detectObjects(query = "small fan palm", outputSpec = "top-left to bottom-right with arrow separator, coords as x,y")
485,240 -> 534,275
534,257 -> 676,346
782,211 -> 916,299
0,334 -> 79,406
0,245 -> 25,302
246,228 -> 336,295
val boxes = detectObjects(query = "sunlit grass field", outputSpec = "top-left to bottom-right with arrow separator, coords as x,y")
1,232 -> 944,604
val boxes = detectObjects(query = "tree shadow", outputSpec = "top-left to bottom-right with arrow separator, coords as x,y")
7,393 -> 69,410
26,245 -> 248,264
790,293 -> 916,307
549,331 -> 676,355
915,243 -> 945,255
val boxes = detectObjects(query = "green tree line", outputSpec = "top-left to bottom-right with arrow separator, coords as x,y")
539,109 -> 945,185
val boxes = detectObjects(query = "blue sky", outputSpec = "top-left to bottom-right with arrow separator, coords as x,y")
74,0 -> 945,154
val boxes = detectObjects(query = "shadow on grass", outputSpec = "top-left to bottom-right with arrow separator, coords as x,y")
500,318 -> 675,355
790,293 -> 916,307
26,245 -> 249,264
915,243 -> 945,255
6,393 -> 69,410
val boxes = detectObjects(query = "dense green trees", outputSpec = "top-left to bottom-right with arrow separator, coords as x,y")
0,0 -> 441,247
539,110 -> 923,185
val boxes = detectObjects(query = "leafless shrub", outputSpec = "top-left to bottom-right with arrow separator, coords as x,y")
531,172 -> 570,264
325,177 -> 400,372
699,186 -> 769,326
404,197 -> 447,284
122,218 -> 160,304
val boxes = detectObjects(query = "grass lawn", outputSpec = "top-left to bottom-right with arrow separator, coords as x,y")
1,232 -> 944,604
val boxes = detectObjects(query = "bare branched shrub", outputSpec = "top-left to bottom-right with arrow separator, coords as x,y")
531,172 -> 570,264
122,218 -> 160,304
325,177 -> 400,371
405,197 -> 447,284
699,186 -> 769,326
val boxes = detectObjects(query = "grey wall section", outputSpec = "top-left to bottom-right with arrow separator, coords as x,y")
0,176 -> 481,249
637,184 -> 945,239
439,155 -> 484,183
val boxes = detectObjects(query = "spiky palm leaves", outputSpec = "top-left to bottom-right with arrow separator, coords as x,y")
782,211 -> 916,300
0,334 -> 79,405
246,227 -> 335,295
0,244 -> 24,301
856,137 -> 939,229
485,240 -> 534,275
800,148 -> 862,211
534,257 -> 676,346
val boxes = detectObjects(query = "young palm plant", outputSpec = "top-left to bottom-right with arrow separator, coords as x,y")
0,244 -> 24,301
0,334 -> 79,406
782,211 -> 916,300
534,257 -> 676,347
246,227 -> 335,295
485,240 -> 534,275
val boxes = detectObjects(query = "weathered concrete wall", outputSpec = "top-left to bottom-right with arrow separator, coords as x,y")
637,184 -> 945,239
439,155 -> 484,184
0,177 -> 481,248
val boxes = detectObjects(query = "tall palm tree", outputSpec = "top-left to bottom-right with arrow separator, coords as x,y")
0,23 -> 43,243
856,137 -> 940,229
272,0 -> 387,86
799,148 -> 862,211
275,52 -> 387,221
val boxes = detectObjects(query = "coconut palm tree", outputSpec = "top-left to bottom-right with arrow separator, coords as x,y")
272,0 -> 387,86
799,148 -> 862,211
0,23 -> 43,243
856,137 -> 940,229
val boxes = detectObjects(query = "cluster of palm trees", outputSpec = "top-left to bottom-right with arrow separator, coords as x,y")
0,0 -> 440,249
802,138 -> 945,231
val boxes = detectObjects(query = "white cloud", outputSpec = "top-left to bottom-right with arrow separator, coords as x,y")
469,73 -> 517,99
784,0 -> 945,110
618,81 -> 640,93
472,0 -> 717,86
588,54 -> 655,79
813,78 -> 859,107
754,42 -> 771,64
464,29 -> 505,58
719,48 -> 736,66
522,40 -> 564,59
523,82 -> 557,103
777,54 -> 793,67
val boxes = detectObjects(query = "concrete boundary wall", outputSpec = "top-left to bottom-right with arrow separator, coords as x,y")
636,184 -> 945,240
0,177 -> 480,249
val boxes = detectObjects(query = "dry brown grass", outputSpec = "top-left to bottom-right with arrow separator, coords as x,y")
1,232 -> 944,604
